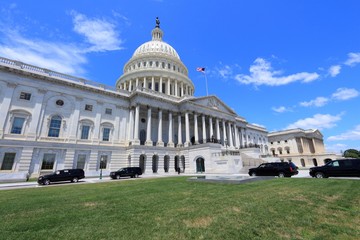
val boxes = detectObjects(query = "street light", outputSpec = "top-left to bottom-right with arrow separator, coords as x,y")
99,156 -> 105,180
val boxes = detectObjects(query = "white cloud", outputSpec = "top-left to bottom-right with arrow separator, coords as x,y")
217,65 -> 233,79
0,30 -> 86,75
327,125 -> 360,141
344,52 -> 360,66
331,87 -> 359,101
299,97 -> 329,107
272,106 -> 291,113
286,113 -> 342,130
235,58 -> 319,86
71,11 -> 123,52
0,11 -> 125,75
324,143 -> 348,154
328,65 -> 341,77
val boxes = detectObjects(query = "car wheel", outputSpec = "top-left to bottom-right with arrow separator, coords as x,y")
44,179 -> 50,185
251,172 -> 256,177
315,172 -> 325,178
72,177 -> 79,183
278,172 -> 285,178
116,175 -> 121,180
135,174 -> 139,178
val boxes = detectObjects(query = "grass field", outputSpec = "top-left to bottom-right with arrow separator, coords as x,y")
0,177 -> 359,240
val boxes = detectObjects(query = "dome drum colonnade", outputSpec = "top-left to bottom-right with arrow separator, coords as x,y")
116,26 -> 194,97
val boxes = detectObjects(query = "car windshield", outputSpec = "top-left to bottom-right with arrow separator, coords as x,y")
289,162 -> 297,168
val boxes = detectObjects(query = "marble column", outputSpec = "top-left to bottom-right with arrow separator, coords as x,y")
184,112 -> 190,147
144,77 -> 147,89
127,108 -> 134,142
167,78 -> 171,95
133,105 -> 140,145
145,107 -> 152,146
177,114 -> 182,146
168,112 -> 174,147
202,115 -> 206,143
228,122 -> 234,148
194,113 -> 199,144
135,78 -> 139,88
209,117 -> 214,139
129,80 -> 132,92
216,118 -> 221,142
222,120 -> 227,146
175,80 -> 178,97
157,109 -> 164,146
151,76 -> 155,91
159,77 -> 163,93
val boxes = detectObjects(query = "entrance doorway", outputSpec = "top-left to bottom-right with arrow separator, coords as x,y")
139,154 -> 146,173
196,157 -> 205,173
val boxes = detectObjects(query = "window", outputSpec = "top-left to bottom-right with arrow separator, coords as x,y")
81,125 -> 90,139
20,92 -> 31,100
105,108 -> 112,115
85,104 -> 93,111
11,117 -> 25,134
41,153 -> 56,170
76,154 -> 86,169
100,156 -> 107,169
56,100 -> 64,106
155,83 -> 159,91
1,153 -> 16,170
102,128 -> 111,141
285,140 -> 288,143
48,116 -> 62,137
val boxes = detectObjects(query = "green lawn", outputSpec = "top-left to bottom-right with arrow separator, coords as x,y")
0,177 -> 359,240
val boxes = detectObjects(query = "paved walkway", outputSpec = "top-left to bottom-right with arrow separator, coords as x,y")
2,170 -> 357,191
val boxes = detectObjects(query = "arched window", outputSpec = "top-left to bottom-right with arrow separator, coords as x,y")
48,115 -> 62,137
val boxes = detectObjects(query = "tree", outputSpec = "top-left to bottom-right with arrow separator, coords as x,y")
343,149 -> 360,158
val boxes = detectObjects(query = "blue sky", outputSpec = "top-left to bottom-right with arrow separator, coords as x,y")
1,0 -> 360,153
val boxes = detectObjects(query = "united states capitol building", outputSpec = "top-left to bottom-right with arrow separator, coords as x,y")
0,20 -> 338,181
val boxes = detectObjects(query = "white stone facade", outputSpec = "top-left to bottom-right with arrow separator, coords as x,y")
0,23 -> 269,181
268,129 -> 340,167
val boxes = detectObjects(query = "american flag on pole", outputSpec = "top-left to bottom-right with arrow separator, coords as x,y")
196,67 -> 205,72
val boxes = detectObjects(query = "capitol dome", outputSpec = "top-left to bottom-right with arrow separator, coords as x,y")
132,38 -> 180,60
116,18 -> 195,98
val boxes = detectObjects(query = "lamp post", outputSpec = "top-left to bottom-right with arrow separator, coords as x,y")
99,156 -> 104,180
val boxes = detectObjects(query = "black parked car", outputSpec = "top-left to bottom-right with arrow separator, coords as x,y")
110,167 -> 142,179
38,169 -> 85,185
248,162 -> 298,178
309,159 -> 360,178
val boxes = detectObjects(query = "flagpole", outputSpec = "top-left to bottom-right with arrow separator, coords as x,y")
204,71 -> 208,96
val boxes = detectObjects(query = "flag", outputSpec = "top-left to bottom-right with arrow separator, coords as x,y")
196,67 -> 205,72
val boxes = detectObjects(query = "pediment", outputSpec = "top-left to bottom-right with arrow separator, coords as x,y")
188,95 -> 236,115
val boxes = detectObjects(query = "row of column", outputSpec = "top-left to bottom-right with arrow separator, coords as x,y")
119,76 -> 194,96
128,105 -> 248,149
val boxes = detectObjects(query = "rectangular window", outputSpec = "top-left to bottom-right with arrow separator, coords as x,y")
100,155 -> 107,169
85,104 -> 93,111
11,117 -> 25,134
102,128 -> 110,141
20,92 -> 31,100
81,126 -> 90,139
105,108 -> 112,115
155,83 -> 159,92
41,153 -> 56,170
76,154 -> 86,169
48,117 -> 62,137
1,153 -> 16,170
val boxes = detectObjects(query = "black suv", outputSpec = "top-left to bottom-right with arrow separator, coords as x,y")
37,169 -> 85,185
110,167 -> 142,179
248,162 -> 299,178
309,159 -> 360,178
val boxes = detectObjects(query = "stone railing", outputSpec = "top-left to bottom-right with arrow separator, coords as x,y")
0,56 -> 125,93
